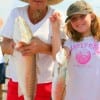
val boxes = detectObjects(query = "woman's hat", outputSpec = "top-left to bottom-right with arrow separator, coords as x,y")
65,0 -> 93,22
20,0 -> 63,5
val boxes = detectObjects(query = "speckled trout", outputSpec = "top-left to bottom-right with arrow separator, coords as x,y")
52,49 -> 67,100
13,16 -> 36,100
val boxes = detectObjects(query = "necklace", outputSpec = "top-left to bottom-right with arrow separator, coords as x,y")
32,9 -> 43,21
28,6 -> 48,24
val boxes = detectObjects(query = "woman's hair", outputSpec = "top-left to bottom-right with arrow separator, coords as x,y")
65,13 -> 100,42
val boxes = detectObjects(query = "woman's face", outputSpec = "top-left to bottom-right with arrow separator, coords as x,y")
29,0 -> 48,10
70,13 -> 94,36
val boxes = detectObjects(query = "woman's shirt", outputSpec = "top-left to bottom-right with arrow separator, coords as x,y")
0,5 -> 55,83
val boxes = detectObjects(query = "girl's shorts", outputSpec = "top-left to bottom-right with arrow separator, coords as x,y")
7,79 -> 52,100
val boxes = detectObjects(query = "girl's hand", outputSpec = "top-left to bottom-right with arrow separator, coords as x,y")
50,12 -> 62,33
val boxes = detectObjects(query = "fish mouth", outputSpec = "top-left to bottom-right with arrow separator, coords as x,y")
32,0 -> 43,3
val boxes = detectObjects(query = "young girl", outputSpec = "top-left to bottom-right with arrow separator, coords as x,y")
50,0 -> 100,100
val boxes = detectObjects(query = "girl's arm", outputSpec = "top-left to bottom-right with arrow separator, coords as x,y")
50,12 -> 71,100
50,12 -> 62,60
50,12 -> 70,61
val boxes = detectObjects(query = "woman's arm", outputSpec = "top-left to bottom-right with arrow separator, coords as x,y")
31,37 -> 52,55
16,37 -> 52,56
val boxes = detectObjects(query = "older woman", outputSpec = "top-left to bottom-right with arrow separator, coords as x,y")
0,0 -> 63,100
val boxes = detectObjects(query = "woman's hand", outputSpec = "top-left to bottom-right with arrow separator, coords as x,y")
16,37 -> 51,56
1,37 -> 15,55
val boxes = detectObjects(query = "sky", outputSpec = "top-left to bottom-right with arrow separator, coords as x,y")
0,0 -> 100,24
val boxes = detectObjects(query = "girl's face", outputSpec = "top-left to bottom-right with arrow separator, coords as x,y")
70,13 -> 94,37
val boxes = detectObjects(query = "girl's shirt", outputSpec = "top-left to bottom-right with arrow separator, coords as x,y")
64,36 -> 100,100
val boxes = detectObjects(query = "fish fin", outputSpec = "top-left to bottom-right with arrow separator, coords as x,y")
18,85 -> 23,97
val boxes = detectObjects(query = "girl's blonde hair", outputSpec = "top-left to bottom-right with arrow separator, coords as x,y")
65,13 -> 100,42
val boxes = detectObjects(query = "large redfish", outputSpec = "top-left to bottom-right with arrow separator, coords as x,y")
13,16 -> 37,100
